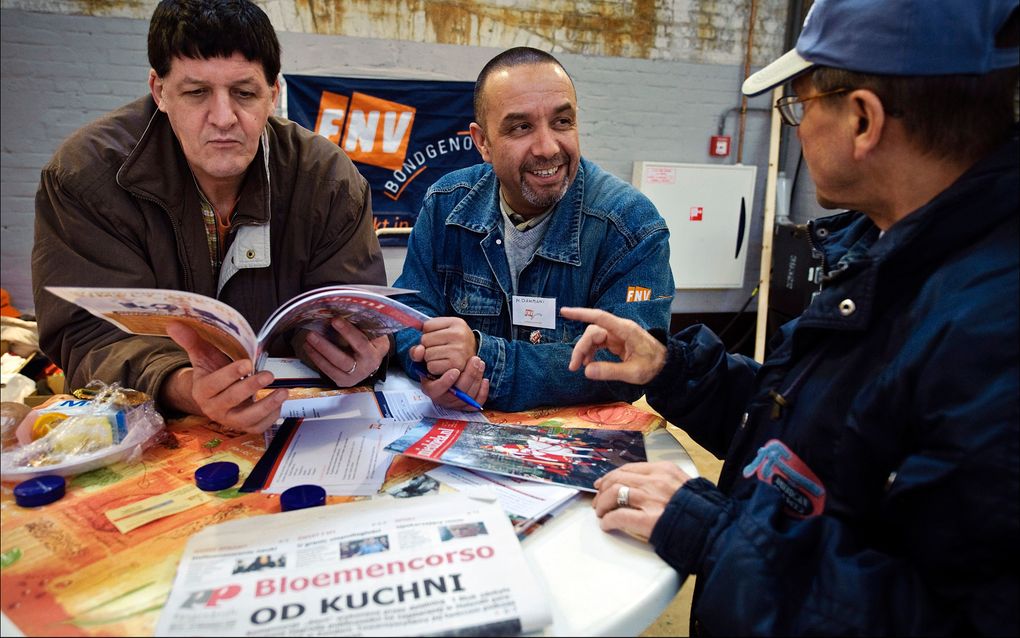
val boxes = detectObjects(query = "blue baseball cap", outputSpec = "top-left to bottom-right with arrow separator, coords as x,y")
743,0 -> 1020,96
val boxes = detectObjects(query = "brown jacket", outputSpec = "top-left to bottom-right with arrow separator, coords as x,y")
33,96 -> 385,405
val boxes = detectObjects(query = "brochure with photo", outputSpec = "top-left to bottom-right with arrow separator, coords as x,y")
385,418 -> 647,492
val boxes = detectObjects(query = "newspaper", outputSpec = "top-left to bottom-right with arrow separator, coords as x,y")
155,494 -> 552,636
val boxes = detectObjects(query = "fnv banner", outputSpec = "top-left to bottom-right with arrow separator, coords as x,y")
283,75 -> 478,244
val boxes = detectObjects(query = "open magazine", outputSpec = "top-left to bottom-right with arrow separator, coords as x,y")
386,418 -> 647,492
46,285 -> 429,370
155,494 -> 552,637
423,465 -> 580,538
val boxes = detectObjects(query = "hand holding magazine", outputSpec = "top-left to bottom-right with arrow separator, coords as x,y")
47,285 -> 429,370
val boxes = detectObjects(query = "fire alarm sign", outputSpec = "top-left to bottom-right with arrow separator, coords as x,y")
710,135 -> 731,157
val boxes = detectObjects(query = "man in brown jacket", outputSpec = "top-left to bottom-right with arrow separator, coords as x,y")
32,0 -> 387,433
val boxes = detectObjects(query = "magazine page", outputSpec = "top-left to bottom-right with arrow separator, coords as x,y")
267,284 -> 417,310
385,418 -> 647,492
424,465 -> 579,537
249,388 -> 488,495
155,494 -> 552,636
379,371 -> 663,433
264,357 -> 330,388
254,286 -> 430,364
514,493 -> 578,540
375,387 -> 491,422
46,286 -> 255,362
482,402 -> 664,433
280,389 -> 384,421
260,417 -> 411,496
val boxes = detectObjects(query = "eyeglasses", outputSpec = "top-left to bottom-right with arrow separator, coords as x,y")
774,88 -> 850,126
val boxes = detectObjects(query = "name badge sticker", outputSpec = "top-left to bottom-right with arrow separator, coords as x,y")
512,295 -> 556,329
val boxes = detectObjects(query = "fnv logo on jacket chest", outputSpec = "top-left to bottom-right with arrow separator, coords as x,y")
626,286 -> 651,302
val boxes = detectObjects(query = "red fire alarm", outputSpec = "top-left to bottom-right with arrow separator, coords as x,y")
690,206 -> 704,221
710,135 -> 731,157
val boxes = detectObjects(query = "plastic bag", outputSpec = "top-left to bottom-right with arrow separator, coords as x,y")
0,381 -> 164,481
0,401 -> 31,450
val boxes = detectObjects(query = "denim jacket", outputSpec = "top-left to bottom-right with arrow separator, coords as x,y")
394,157 -> 673,411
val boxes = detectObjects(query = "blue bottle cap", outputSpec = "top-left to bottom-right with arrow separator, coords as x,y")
280,484 -> 326,512
195,461 -> 239,492
14,475 -> 66,508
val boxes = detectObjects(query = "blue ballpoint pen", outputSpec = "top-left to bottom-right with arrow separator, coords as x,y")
409,361 -> 484,410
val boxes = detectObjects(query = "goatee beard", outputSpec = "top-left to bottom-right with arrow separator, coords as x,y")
520,163 -> 571,209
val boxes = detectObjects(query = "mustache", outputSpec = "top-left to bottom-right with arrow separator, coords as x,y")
522,155 -> 569,172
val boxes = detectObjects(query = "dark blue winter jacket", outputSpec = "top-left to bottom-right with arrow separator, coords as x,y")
646,132 -> 1019,636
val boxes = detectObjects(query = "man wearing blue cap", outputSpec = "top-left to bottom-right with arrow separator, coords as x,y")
562,0 -> 1019,634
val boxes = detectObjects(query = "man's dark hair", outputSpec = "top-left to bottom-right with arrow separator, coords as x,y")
473,47 -> 572,127
810,10 -> 1019,163
148,0 -> 281,85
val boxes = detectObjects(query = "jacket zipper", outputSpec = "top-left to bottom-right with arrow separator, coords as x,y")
115,108 -> 195,292
128,191 -> 194,291
806,222 -> 829,290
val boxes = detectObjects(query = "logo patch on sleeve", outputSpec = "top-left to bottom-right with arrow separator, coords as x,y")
626,286 -> 651,302
742,439 -> 826,517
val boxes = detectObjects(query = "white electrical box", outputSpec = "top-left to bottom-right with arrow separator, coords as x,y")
633,161 -> 757,289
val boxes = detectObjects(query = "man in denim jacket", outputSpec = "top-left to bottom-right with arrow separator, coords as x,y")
393,48 -> 673,412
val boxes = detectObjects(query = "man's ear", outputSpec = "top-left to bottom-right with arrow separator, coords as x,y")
271,78 -> 281,110
847,89 -> 886,161
469,122 -> 491,163
148,69 -> 166,112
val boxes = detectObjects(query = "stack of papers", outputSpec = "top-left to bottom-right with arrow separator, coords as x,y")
424,465 -> 579,538
246,372 -> 644,539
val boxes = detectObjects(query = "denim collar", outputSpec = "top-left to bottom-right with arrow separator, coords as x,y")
445,158 -> 590,267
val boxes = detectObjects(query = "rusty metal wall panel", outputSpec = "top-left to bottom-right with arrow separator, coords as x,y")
2,0 -> 788,65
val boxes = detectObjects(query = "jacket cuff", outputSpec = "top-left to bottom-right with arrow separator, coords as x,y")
150,355 -> 196,419
474,331 -> 506,399
645,332 -> 687,398
650,477 -> 729,577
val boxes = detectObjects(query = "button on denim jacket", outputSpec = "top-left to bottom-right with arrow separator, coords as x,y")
394,157 -> 674,411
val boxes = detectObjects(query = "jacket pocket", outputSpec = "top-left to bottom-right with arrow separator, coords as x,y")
444,274 -> 505,334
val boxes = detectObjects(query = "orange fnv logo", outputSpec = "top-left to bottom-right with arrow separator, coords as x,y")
626,286 -> 652,302
314,91 -> 416,171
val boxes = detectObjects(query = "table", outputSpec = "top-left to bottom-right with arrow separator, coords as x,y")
528,426 -> 696,636
1,404 -> 695,637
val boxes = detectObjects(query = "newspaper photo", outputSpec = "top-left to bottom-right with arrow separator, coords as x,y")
155,494 -> 551,636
